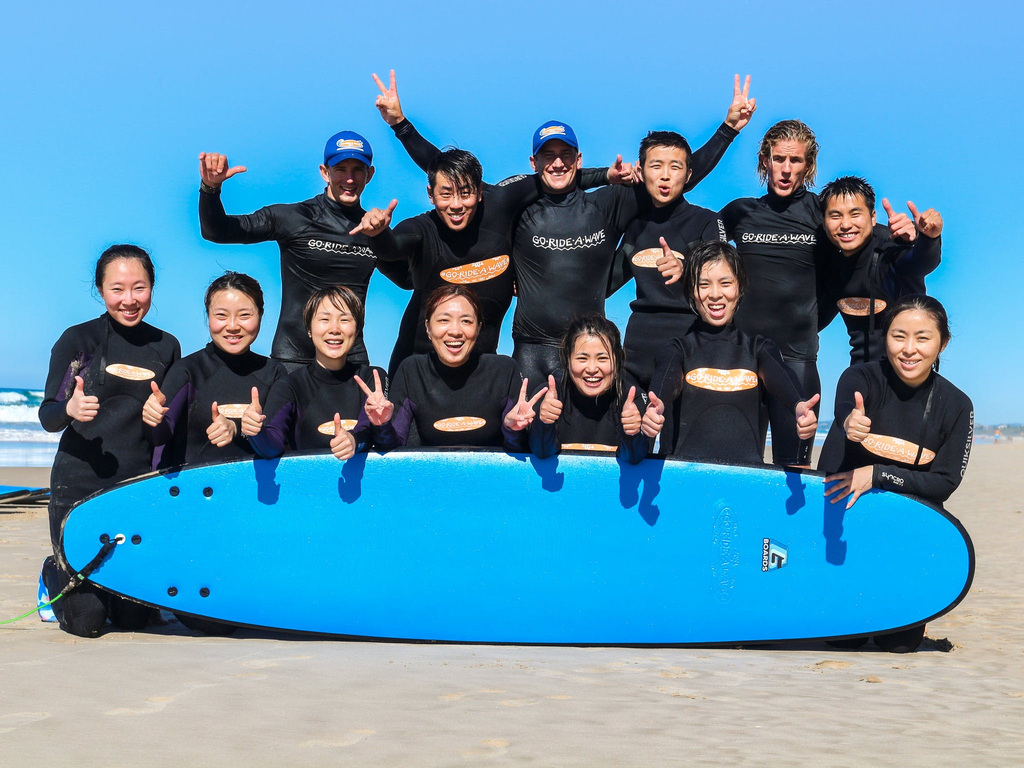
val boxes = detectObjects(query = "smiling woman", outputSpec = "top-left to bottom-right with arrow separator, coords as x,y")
380,285 -> 540,449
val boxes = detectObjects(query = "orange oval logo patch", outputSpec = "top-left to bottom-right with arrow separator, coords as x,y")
433,416 -> 486,432
105,364 -> 155,381
685,368 -> 758,392
317,419 -> 358,436
631,247 -> 683,268
440,255 -> 509,285
862,433 -> 935,465
215,403 -> 248,419
561,443 -> 617,452
837,297 -> 887,316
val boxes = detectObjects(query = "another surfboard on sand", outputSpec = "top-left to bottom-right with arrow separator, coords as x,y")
0,485 -> 49,505
61,450 -> 973,645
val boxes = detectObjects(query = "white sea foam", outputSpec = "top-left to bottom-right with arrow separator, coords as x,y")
0,404 -> 41,424
0,392 -> 28,404
0,428 -> 59,443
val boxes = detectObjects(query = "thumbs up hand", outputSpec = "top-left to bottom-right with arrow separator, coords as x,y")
641,391 -> 665,438
67,375 -> 101,423
795,393 -> 820,441
241,386 -> 265,437
620,386 -> 642,435
330,413 -> 357,461
539,375 -> 563,424
843,391 -> 872,443
207,401 -> 237,447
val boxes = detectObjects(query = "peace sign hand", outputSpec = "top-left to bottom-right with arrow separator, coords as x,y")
843,391 -> 871,443
141,380 -> 167,427
349,199 -> 398,236
330,413 -> 357,461
607,154 -> 635,185
656,237 -> 683,285
795,393 -> 820,441
641,391 -> 665,437
621,386 -> 642,436
355,369 -> 394,426
539,375 -> 562,424
372,69 -> 405,126
241,386 -> 265,437
503,378 -> 548,432
724,74 -> 757,132
908,201 -> 943,239
199,152 -> 247,190
67,375 -> 100,423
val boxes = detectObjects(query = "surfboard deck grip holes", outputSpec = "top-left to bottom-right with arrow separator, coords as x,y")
131,535 -> 142,545
203,487 -> 213,498
99,533 -> 109,544
169,486 -> 179,497
200,588 -> 210,598
167,587 -> 178,597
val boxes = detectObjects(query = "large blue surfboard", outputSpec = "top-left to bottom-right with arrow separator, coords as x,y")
62,450 -> 973,644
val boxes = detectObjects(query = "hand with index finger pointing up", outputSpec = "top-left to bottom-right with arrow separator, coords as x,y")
350,199 -> 397,236
656,237 -> 683,285
607,154 -> 635,185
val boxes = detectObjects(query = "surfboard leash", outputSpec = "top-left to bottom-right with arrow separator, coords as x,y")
0,536 -> 123,626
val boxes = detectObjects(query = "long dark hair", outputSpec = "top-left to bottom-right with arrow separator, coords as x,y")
682,241 -> 747,316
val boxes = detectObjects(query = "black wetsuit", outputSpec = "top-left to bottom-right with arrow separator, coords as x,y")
818,359 -> 972,653
609,197 -> 726,389
380,119 -> 609,377
649,322 -> 803,465
39,314 -> 180,637
721,188 -> 826,465
528,370 -> 649,464
147,343 -> 285,467
249,361 -> 392,458
385,351 -> 525,449
199,188 -> 411,367
512,124 -> 739,387
819,226 -> 942,365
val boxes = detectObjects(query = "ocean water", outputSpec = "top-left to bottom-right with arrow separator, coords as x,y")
0,388 -> 58,467
0,385 -> 833,469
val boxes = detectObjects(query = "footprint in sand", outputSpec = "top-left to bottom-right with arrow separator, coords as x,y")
0,712 -> 50,734
301,730 -> 375,748
812,660 -> 852,671
461,739 -> 511,759
861,675 -> 884,683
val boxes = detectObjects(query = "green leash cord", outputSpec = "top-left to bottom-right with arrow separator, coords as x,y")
0,536 -> 122,626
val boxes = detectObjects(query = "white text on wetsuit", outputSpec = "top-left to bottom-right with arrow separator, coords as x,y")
741,233 -> 816,245
307,240 -> 376,260
532,230 -> 606,251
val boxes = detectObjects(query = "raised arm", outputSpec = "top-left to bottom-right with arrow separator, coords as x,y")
198,152 -> 277,244
685,75 -> 756,192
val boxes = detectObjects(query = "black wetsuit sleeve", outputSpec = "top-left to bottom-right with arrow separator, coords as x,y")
500,361 -> 528,452
199,189 -> 278,244
145,361 -> 192,448
606,241 -> 635,297
248,379 -> 297,458
368,225 -> 424,264
528,417 -> 560,459
39,330 -> 80,433
649,343 -> 686,406
896,233 -> 942,278
377,360 -> 414,447
364,367 -> 399,452
618,375 -> 650,465
391,119 -> 442,173
685,123 -> 738,192
579,168 -> 611,190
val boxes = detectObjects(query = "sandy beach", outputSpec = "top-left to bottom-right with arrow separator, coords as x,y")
1,445 -> 1021,766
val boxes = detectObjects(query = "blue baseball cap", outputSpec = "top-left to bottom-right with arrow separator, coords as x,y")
323,131 -> 373,167
532,121 -> 579,155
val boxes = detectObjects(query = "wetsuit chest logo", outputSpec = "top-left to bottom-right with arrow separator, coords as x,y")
215,403 -> 248,419
318,419 -> 358,435
439,255 -> 509,285
862,434 -> 936,465
105,364 -> 155,381
685,368 -> 758,392
632,248 -> 683,268
561,443 -> 617,452
837,297 -> 887,316
433,416 -> 486,432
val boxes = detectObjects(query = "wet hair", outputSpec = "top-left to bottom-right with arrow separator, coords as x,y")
427,149 -> 483,193
94,244 -> 155,289
302,285 -> 365,334
204,271 -> 265,317
682,241 -> 747,316
559,313 -> 625,399
638,130 -> 693,168
882,294 -> 951,373
757,120 -> 819,189
820,176 -> 876,215
423,284 -> 483,325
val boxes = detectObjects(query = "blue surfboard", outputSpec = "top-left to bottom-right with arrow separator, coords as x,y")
0,485 -> 48,504
61,450 -> 974,645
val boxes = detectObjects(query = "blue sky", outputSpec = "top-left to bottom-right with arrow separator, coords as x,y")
2,1 -> 1021,423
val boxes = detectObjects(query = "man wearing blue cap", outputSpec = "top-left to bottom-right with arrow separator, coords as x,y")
197,132 -> 409,371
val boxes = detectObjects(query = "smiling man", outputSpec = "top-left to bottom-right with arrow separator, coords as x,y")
197,132 -> 410,372
818,176 -> 943,365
